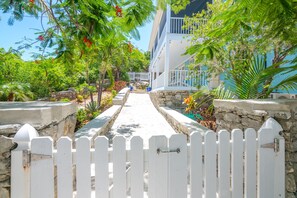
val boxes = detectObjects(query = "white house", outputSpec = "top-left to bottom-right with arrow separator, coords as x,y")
148,0 -> 220,91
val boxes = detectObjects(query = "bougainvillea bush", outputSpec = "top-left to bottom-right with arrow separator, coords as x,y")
113,81 -> 128,92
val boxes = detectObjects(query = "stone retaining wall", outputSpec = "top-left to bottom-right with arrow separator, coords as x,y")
0,102 -> 77,197
158,106 -> 208,136
214,99 -> 297,198
76,88 -> 130,142
149,90 -> 191,109
149,90 -> 208,136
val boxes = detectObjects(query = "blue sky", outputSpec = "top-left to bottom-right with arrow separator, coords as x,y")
0,13 -> 153,60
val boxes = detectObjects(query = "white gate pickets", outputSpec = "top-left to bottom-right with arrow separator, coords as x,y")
11,118 -> 285,198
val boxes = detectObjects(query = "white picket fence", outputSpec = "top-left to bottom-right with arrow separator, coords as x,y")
11,118 -> 285,198
128,72 -> 149,81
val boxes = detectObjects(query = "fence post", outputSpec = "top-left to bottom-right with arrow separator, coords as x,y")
258,118 -> 285,198
11,124 -> 39,198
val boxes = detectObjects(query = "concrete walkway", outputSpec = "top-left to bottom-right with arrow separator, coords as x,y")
107,93 -> 176,148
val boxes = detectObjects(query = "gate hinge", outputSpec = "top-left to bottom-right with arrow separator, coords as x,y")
261,138 -> 280,153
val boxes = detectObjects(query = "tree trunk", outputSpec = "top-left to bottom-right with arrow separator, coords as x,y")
97,71 -> 106,107
116,69 -> 120,81
8,92 -> 14,101
90,92 -> 94,103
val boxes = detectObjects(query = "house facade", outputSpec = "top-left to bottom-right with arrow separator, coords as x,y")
148,0 -> 220,91
148,0 -> 297,99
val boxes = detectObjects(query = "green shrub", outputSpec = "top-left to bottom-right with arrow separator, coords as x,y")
77,94 -> 84,103
120,72 -> 130,82
77,108 -> 87,124
60,98 -> 70,102
111,90 -> 117,97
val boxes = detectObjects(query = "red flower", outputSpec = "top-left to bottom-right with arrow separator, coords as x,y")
82,37 -> 92,48
38,35 -> 44,41
115,5 -> 122,17
29,0 -> 34,7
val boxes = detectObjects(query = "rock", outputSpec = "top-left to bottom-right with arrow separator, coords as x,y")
274,112 -> 292,120
241,118 -> 262,129
0,124 -> 21,136
223,113 -> 240,123
286,174 -> 297,193
286,192 -> 296,198
277,120 -> 293,131
0,136 -> 14,156
0,174 -> 9,182
54,90 -> 77,100
0,187 -> 9,198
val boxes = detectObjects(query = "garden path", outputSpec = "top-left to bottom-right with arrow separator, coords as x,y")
106,92 -> 176,148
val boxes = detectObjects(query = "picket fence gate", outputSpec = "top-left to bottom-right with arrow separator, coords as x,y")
11,118 -> 285,198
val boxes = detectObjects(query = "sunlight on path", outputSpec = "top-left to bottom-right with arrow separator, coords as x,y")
106,93 -> 176,148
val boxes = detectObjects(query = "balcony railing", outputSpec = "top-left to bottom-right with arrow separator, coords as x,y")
151,70 -> 207,89
151,17 -> 207,62
170,17 -> 207,34
168,70 -> 207,87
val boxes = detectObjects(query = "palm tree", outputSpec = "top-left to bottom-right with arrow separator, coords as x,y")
0,82 -> 34,101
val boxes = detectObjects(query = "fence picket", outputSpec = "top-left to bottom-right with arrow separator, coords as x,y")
130,136 -> 144,198
218,130 -> 231,198
258,128 -> 275,198
231,129 -> 244,198
204,131 -> 217,198
275,137 -> 285,197
57,137 -> 73,198
31,137 -> 54,198
94,136 -> 109,198
168,134 -> 187,198
148,136 -> 168,198
190,132 -> 203,198
113,136 -> 126,198
76,137 -> 91,198
244,129 -> 257,198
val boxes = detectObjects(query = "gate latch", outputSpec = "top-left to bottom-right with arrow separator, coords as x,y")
261,138 -> 280,153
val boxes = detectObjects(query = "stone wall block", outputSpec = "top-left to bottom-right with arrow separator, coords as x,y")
286,192 -> 297,198
274,112 -> 292,120
246,114 -> 264,122
0,186 -> 10,198
0,124 -> 21,136
287,163 -> 295,174
290,141 -> 297,152
287,174 -> 297,193
241,118 -> 262,129
223,113 -> 241,123
0,136 -> 14,156
278,120 -> 294,131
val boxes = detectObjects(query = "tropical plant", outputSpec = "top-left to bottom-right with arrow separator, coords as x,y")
185,0 -> 297,95
85,101 -> 99,113
188,56 -> 297,116
0,82 -> 34,101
